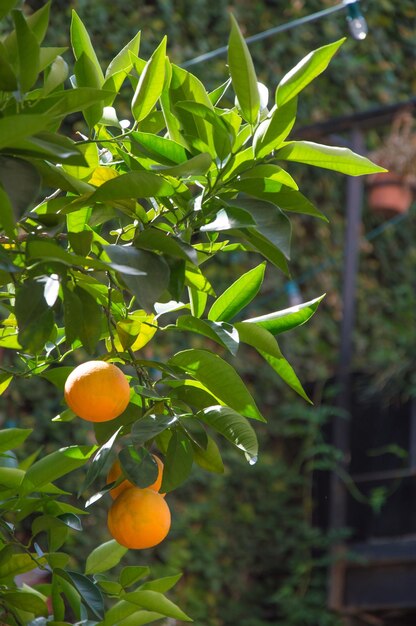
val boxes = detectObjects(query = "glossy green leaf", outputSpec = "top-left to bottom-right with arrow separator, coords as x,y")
106,245 -> 170,312
132,37 -> 166,122
74,53 -> 104,128
226,197 -> 292,260
13,9 -> 40,92
0,467 -> 25,490
81,427 -> 122,494
22,445 -> 97,492
131,131 -> 188,165
85,540 -> 127,575
193,434 -> 224,473
15,280 -> 54,353
92,171 -> 175,202
135,229 -> 197,264
56,569 -> 104,620
188,286 -> 207,318
228,14 -> 260,124
123,589 -> 192,622
208,263 -> 265,322
104,602 -> 163,626
131,414 -> 177,446
160,428 -> 193,492
253,97 -> 298,158
70,10 -> 104,84
169,349 -> 264,421
0,552 -> 38,580
153,151 -> 212,177
198,405 -> 258,461
0,429 -> 31,454
243,295 -> 325,334
238,164 -> 298,190
119,446 -> 159,488
275,141 -> 387,176
106,32 -> 141,78
264,188 -> 328,221
235,322 -> 311,402
276,39 -> 345,106
174,315 -> 239,355
200,206 -> 256,232
239,227 -> 289,274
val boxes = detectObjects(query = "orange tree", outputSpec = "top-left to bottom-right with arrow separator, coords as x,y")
0,2 -> 383,624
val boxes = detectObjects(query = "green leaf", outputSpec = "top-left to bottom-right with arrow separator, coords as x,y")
239,227 -> 289,275
106,32 -> 141,78
0,42 -> 17,91
132,37 -> 166,122
63,286 -> 82,346
153,151 -> 212,177
13,9 -> 40,92
174,315 -> 239,355
119,446 -> 159,488
56,569 -> 104,620
169,349 -> 265,421
135,229 -> 197,264
228,14 -> 260,124
92,171 -> 175,202
22,445 -> 97,492
104,602 -> 163,626
235,322 -> 311,403
3,589 -> 48,616
198,405 -> 258,461
276,39 -> 345,106
0,373 -> 13,396
0,0 -> 18,20
208,262 -> 265,322
160,428 -> 193,492
188,287 -> 207,318
70,10 -> 104,85
193,434 -> 224,474
0,114 -> 51,150
275,141 -> 387,176
238,164 -> 298,190
119,566 -> 150,589
74,53 -> 104,128
0,552 -> 39,580
15,280 -> 54,353
0,184 -> 16,241
81,427 -> 122,494
0,428 -> 31,453
226,197 -> 292,259
243,294 -> 325,334
123,589 -> 192,622
139,573 -> 182,593
131,414 -> 177,446
74,286 -> 103,354
264,188 -> 328,221
131,131 -> 188,165
0,156 -> 41,217
200,206 -> 256,232
85,540 -> 127,575
106,245 -> 170,312
253,98 -> 298,158
0,467 -> 25,490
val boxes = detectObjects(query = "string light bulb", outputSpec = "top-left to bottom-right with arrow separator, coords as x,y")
343,0 -> 368,41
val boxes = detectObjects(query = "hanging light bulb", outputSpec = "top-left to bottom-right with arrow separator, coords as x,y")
343,0 -> 368,40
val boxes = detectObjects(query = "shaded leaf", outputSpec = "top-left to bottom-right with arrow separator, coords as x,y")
208,262 -> 265,322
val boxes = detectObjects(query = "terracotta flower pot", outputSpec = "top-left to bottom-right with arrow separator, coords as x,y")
367,171 -> 413,216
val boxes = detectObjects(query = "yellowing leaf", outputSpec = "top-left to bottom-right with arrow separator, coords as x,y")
107,311 -> 157,352
88,166 -> 119,187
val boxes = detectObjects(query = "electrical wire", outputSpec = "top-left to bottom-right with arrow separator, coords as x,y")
182,3 -> 347,68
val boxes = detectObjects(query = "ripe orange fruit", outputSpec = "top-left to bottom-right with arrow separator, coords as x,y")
108,487 -> 171,549
64,361 -> 130,423
107,454 -> 164,499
